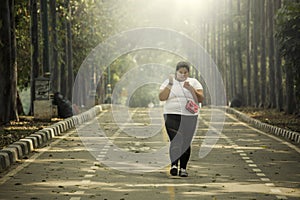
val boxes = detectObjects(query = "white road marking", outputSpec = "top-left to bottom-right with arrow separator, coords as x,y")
248,164 -> 257,167
242,156 -> 250,160
266,183 -> 275,187
84,174 -> 94,178
261,178 -> 270,182
81,180 -> 91,184
271,188 -> 282,193
74,191 -> 85,194
256,173 -> 266,177
225,112 -> 300,154
276,196 -> 288,199
69,197 -> 81,200
201,109 -> 291,200
252,168 -> 262,172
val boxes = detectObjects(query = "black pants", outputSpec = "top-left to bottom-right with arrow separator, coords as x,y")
164,114 -> 198,169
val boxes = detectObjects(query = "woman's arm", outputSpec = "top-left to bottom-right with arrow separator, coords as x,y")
159,76 -> 174,101
183,82 -> 204,103
193,89 -> 204,103
159,84 -> 172,101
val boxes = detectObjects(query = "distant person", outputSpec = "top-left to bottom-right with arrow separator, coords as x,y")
53,92 -> 73,118
230,93 -> 243,108
159,61 -> 204,177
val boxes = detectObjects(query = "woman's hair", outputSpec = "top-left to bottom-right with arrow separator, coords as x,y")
176,61 -> 190,72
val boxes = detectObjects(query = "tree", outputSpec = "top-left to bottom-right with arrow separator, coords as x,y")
59,1 -> 67,98
50,0 -> 59,93
267,0 -> 276,108
276,1 -> 300,114
236,0 -> 244,101
40,0 -> 50,75
259,0 -> 267,108
0,0 -> 18,124
252,0 -> 260,107
274,0 -> 284,112
66,0 -> 74,101
245,0 -> 252,106
30,0 -> 39,115
228,0 -> 236,100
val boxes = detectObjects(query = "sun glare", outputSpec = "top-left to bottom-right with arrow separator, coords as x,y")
174,0 -> 209,10
168,0 -> 212,20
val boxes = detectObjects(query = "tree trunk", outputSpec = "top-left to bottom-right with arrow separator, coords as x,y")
17,91 -> 24,115
260,0 -> 267,108
60,2 -> 67,97
246,0 -> 252,106
219,1 -> 227,104
0,0 -> 18,124
268,0 -> 276,108
40,0 -> 50,75
9,0 -> 18,121
285,62 -> 295,114
211,7 -> 219,105
228,0 -> 236,100
252,0 -> 260,107
66,0 -> 74,101
236,0 -> 244,101
274,0 -> 284,111
50,0 -> 59,93
30,0 -> 39,115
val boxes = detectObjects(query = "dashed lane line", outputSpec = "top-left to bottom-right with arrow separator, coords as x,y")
201,111 -> 289,200
69,109 -> 139,200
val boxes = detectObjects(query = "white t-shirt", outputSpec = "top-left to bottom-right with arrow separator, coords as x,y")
159,77 -> 203,116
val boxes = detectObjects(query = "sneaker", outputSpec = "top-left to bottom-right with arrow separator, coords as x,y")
170,165 -> 178,176
179,168 -> 188,177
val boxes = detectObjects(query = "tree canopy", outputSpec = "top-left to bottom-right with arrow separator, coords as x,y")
1,0 -> 300,124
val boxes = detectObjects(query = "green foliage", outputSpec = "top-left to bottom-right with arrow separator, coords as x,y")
276,2 -> 300,64
15,0 -> 31,90
69,0 -> 118,73
128,84 -> 160,107
276,2 -> 300,102
14,0 -> 118,90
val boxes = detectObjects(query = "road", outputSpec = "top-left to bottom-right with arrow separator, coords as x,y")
0,107 -> 299,200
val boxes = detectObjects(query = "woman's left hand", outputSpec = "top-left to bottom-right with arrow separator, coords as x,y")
183,81 -> 193,91
184,81 -> 203,103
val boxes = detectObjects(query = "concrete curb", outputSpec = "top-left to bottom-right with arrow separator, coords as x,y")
226,107 -> 300,144
0,105 -> 103,173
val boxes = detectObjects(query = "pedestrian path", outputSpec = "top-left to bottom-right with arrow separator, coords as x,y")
0,107 -> 299,200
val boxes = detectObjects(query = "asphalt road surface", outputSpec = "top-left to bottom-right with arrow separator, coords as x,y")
0,107 -> 299,200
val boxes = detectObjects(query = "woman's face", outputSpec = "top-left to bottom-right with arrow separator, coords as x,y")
176,67 -> 189,81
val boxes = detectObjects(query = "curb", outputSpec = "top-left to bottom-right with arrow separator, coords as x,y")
226,107 -> 300,144
0,105 -> 103,173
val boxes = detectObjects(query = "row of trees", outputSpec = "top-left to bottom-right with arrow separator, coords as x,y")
0,0 -> 299,124
200,0 -> 299,114
104,0 -> 300,114
0,0 -> 116,124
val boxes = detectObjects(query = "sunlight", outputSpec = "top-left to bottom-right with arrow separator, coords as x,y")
154,0 -> 215,33
174,0 -> 207,7
151,0 -> 212,18
173,0 -> 212,14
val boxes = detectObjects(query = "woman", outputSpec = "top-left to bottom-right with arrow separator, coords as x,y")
159,61 -> 204,177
